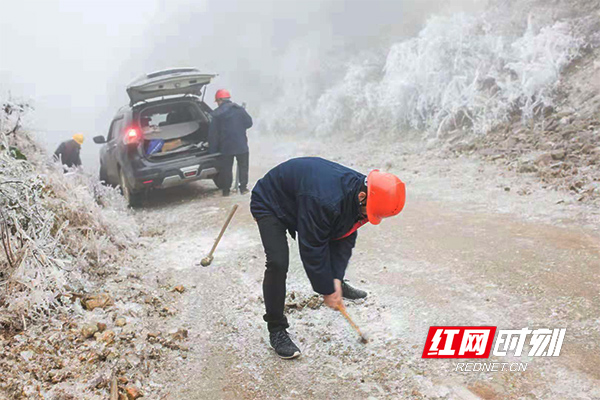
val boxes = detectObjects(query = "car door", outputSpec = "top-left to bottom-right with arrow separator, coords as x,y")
105,116 -> 124,183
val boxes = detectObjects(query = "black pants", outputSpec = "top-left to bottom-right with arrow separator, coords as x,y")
218,152 -> 249,191
256,215 -> 290,332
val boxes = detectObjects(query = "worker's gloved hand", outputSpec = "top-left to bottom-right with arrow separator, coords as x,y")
323,279 -> 343,309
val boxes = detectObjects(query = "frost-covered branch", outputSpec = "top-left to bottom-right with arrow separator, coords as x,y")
0,99 -> 138,329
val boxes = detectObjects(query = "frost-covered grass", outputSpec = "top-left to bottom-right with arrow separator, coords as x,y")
0,101 -> 137,329
259,3 -> 590,139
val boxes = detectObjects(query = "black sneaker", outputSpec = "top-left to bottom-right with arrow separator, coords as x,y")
341,280 -> 368,300
222,189 -> 230,197
269,330 -> 301,359
239,187 -> 249,195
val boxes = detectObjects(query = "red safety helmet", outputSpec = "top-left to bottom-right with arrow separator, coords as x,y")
366,170 -> 406,225
215,89 -> 231,101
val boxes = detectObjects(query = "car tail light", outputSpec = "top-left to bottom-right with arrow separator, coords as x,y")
123,128 -> 142,145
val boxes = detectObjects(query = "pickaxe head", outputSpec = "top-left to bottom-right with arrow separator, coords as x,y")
200,255 -> 214,267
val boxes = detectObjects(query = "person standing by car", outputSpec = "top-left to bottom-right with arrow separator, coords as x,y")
251,157 -> 406,359
54,134 -> 84,169
208,89 -> 253,196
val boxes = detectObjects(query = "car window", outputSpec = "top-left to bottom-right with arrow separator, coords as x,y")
107,121 -> 116,142
139,102 -> 202,132
107,117 -> 124,142
198,101 -> 213,114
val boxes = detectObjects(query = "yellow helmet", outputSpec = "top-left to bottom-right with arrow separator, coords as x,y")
73,134 -> 84,145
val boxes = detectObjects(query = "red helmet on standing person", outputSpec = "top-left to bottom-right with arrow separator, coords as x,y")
215,89 -> 231,102
366,170 -> 406,225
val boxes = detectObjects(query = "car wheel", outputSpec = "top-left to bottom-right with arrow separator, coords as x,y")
119,168 -> 143,207
212,173 -> 220,189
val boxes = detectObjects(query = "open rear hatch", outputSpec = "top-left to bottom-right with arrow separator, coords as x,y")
127,67 -> 217,105
138,99 -> 212,160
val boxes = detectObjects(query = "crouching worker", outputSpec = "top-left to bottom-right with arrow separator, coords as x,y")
54,133 -> 84,169
251,157 -> 406,359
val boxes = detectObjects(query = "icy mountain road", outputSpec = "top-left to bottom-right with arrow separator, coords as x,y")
130,138 -> 600,400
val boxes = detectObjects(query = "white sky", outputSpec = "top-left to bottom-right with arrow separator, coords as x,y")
0,0 -> 161,165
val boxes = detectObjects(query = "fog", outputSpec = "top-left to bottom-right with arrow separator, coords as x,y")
0,0 -> 160,168
1,0 -> 486,170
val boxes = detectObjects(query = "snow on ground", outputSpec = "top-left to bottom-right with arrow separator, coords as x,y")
126,137 -> 600,399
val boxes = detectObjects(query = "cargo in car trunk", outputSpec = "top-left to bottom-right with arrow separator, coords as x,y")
139,100 -> 211,159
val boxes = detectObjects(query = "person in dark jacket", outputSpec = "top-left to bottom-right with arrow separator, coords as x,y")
251,157 -> 406,359
54,134 -> 84,168
208,89 -> 253,196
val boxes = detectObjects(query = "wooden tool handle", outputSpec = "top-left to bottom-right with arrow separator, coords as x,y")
208,204 -> 239,257
338,303 -> 363,336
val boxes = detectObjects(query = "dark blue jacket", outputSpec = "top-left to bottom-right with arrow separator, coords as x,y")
208,100 -> 253,155
251,157 -> 366,295
54,139 -> 82,167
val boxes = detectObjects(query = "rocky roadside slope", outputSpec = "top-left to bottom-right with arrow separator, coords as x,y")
448,48 -> 600,207
0,105 -> 193,399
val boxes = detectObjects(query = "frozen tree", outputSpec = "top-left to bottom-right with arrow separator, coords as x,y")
259,2 -> 589,140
